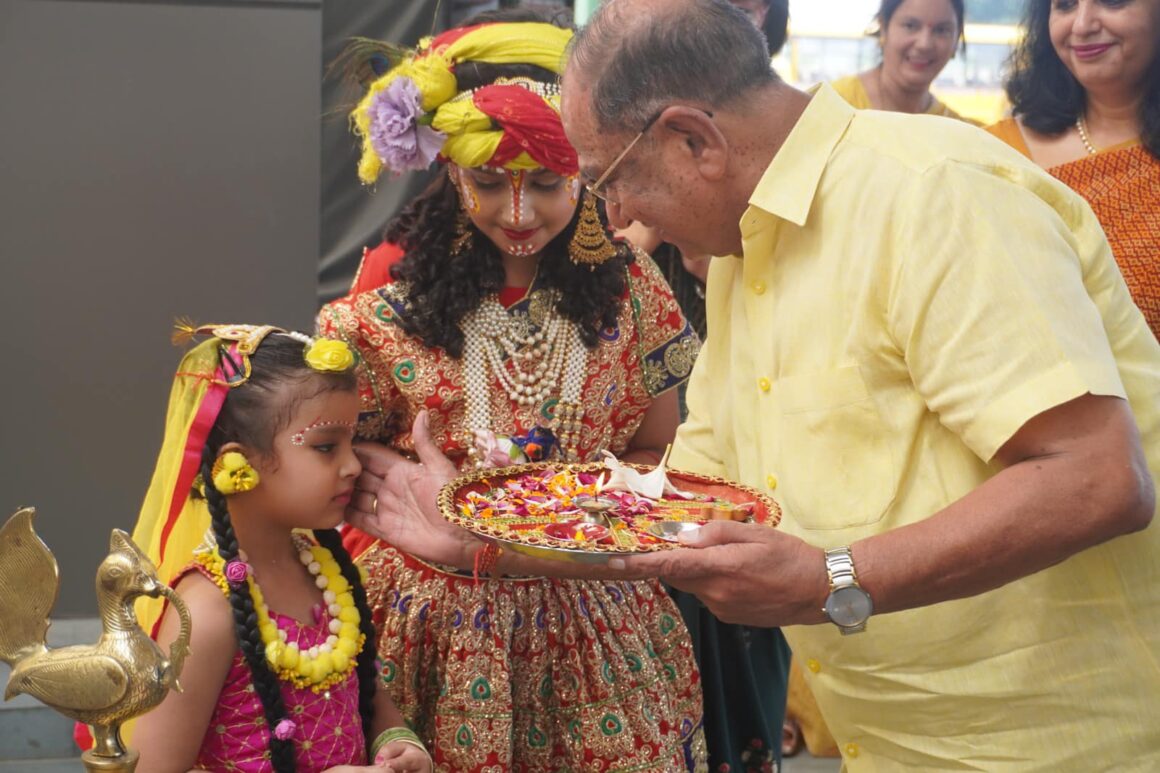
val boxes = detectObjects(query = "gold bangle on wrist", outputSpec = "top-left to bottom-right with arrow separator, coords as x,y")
371,725 -> 431,761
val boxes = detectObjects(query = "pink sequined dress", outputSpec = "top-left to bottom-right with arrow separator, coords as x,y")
179,563 -> 368,772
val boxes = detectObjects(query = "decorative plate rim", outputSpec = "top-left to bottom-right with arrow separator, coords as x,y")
437,460 -> 781,557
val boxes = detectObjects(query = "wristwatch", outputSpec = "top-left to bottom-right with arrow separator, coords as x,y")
822,546 -> 873,635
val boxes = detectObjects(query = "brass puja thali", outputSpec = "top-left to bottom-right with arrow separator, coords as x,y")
438,461 -> 781,564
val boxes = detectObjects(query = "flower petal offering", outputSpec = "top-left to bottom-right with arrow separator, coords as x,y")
438,461 -> 781,563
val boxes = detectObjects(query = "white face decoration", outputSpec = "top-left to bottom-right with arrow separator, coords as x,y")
452,164 -> 581,259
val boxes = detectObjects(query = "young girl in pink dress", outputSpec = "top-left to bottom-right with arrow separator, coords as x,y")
130,324 -> 432,773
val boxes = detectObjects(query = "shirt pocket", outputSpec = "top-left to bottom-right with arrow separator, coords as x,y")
776,366 -> 897,530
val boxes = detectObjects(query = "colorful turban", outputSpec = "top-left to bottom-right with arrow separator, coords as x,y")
351,22 -> 577,182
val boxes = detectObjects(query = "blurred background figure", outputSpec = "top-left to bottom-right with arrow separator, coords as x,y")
829,0 -> 981,122
987,0 -> 1160,338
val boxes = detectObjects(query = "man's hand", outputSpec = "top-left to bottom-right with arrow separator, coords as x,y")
607,520 -> 829,627
346,411 -> 479,568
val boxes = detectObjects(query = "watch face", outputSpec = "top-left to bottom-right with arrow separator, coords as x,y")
825,585 -> 873,627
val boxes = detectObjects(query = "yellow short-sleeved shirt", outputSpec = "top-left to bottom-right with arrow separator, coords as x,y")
671,84 -> 1160,770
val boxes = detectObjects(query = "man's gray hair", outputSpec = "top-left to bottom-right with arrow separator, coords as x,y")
569,0 -> 776,131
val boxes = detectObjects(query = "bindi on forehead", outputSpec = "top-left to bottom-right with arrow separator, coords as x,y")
290,418 -> 357,446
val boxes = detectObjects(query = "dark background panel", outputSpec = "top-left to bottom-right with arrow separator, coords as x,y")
0,0 -> 322,615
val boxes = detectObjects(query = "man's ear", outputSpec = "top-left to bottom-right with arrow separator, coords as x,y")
657,106 -> 728,181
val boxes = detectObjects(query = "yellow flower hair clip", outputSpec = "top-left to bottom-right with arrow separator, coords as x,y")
305,339 -> 357,372
282,331 -> 358,373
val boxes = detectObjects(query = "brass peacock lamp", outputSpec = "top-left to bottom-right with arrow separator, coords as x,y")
0,507 -> 191,773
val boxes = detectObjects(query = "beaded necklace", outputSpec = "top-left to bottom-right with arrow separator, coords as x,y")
195,534 -> 365,692
1076,117 -> 1098,156
460,289 -> 588,464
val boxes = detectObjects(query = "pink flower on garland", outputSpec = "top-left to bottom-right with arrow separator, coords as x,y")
368,77 -> 445,173
273,718 -> 296,740
224,560 -> 250,586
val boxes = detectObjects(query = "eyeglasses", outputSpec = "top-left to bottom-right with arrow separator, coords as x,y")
584,106 -> 713,204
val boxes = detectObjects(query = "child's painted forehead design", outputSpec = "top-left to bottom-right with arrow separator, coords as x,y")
290,418 -> 357,447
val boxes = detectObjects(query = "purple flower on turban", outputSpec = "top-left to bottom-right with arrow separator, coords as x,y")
224,560 -> 250,587
368,77 -> 445,173
273,718 -> 296,740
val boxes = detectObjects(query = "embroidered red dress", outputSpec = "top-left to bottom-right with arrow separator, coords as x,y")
318,245 -> 706,772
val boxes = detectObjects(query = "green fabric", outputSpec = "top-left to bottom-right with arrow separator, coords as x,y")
671,589 -> 790,772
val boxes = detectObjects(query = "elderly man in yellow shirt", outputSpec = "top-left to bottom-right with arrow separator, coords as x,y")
345,0 -> 1160,769
553,0 -> 1160,769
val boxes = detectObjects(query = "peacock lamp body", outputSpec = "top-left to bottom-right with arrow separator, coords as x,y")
0,507 -> 190,772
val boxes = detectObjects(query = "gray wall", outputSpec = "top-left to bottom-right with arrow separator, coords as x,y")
0,0 -> 323,615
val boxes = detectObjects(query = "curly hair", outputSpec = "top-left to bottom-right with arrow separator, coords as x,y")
384,175 -> 630,358
1005,0 -> 1160,159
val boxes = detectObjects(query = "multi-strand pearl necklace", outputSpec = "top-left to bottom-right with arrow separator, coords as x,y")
461,291 -> 588,463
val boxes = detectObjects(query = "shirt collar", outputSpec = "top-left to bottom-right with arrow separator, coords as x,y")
747,83 -> 856,227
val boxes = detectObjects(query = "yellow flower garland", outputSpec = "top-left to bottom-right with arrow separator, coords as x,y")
194,536 -> 365,692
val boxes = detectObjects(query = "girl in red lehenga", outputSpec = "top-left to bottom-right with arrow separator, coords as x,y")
317,11 -> 706,772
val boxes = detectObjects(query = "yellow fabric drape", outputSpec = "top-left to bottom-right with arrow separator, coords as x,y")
353,22 -> 572,183
131,339 -> 222,633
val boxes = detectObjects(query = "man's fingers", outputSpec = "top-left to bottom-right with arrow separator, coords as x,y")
353,439 -> 407,477
350,488 -> 377,515
356,470 -> 383,495
680,519 -> 770,547
606,547 -> 710,581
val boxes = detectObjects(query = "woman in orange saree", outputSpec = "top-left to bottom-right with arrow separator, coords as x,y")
987,0 -> 1160,338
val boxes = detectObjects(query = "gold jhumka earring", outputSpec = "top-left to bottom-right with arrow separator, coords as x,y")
450,208 -> 474,256
568,193 -> 617,268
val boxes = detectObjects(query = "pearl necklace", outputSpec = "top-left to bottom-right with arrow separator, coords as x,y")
1076,117 -> 1098,156
461,290 -> 588,463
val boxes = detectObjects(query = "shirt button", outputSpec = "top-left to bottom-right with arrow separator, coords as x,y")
806,658 -> 821,673
845,743 -> 860,758
766,473 -> 778,490
751,280 -> 766,295
758,377 -> 771,392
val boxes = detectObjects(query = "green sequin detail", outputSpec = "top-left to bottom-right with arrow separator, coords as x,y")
470,676 -> 492,700
393,359 -> 416,384
600,713 -> 624,736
